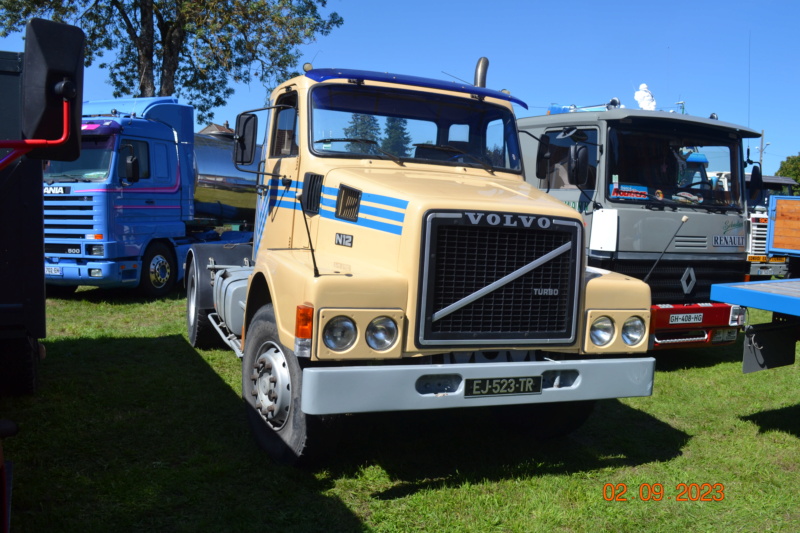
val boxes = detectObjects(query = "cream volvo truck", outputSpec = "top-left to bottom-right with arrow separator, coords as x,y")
185,62 -> 655,464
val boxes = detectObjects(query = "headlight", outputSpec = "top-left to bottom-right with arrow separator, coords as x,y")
366,316 -> 398,351
590,316 -> 614,346
322,316 -> 357,351
621,316 -> 646,346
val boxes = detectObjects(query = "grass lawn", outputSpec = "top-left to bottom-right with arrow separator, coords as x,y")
1,288 -> 799,532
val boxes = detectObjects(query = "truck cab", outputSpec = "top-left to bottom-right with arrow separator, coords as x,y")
518,106 -> 761,349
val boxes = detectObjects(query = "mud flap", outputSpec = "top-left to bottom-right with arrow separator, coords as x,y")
742,314 -> 800,373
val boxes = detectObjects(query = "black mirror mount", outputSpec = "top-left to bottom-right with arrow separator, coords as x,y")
234,113 -> 258,166
535,135 -> 551,181
568,144 -> 589,186
748,164 -> 763,202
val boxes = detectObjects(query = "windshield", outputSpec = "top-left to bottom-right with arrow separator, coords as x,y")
309,84 -> 521,172
42,135 -> 115,182
606,125 -> 742,210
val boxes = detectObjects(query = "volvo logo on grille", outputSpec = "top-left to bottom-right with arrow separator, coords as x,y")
43,186 -> 71,194
464,212 -> 552,229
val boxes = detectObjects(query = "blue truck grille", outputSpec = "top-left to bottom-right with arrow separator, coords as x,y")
417,210 -> 581,348
43,194 -> 98,241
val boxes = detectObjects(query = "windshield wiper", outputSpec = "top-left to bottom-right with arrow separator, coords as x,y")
314,138 -> 403,165
43,174 -> 90,183
412,143 -> 495,174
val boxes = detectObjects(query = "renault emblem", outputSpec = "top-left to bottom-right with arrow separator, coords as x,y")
681,267 -> 696,294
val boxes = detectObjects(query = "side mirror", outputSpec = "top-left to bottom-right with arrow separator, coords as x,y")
119,144 -> 140,184
234,113 -> 258,166
535,135 -> 550,181
748,164 -> 763,202
124,155 -> 140,183
21,18 -> 84,161
568,144 -> 589,186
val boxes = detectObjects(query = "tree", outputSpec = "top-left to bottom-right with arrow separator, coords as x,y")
0,1 -> 343,123
343,114 -> 380,154
777,154 -> 800,194
381,117 -> 411,157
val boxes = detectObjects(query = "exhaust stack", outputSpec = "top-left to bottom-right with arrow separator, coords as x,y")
474,57 -> 489,88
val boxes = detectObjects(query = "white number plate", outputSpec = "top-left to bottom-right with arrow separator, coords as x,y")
45,266 -> 62,275
669,313 -> 703,324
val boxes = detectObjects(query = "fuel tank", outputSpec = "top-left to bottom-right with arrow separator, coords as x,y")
193,132 -> 259,226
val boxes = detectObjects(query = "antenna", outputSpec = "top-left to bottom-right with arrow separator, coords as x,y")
296,193 -> 320,278
643,216 -> 689,283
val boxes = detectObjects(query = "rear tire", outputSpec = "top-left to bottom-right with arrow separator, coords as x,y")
242,305 -> 337,465
138,242 -> 176,298
186,264 -> 220,349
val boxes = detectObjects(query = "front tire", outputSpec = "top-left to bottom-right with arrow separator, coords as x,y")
139,242 -> 176,298
242,305 -> 335,465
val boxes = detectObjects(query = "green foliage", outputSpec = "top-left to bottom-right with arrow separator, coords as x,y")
776,153 -> 800,193
0,0 -> 343,123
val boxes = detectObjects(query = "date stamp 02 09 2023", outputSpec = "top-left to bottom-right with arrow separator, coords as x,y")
603,483 -> 725,502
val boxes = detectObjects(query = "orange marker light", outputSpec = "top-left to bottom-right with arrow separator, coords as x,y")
295,305 -> 314,339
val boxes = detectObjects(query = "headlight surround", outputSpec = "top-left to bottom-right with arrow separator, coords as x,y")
322,316 -> 357,351
621,316 -> 646,346
366,316 -> 398,351
590,316 -> 614,346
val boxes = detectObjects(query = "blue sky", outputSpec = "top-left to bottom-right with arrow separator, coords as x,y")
2,0 -> 798,174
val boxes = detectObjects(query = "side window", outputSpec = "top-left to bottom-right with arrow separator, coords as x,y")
541,128 -> 597,190
151,142 -> 171,184
118,139 -> 150,180
270,92 -> 298,157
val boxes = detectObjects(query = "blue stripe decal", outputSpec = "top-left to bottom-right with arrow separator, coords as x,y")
262,179 -> 407,236
321,185 -> 409,210
318,206 -> 403,235
319,195 -> 405,223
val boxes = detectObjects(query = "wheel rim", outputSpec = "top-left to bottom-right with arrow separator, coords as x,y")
251,341 -> 292,430
147,254 -> 171,289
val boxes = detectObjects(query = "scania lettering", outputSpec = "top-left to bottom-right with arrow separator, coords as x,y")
518,103 -> 761,350
185,60 -> 656,465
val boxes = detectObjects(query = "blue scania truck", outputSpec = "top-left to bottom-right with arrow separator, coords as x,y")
42,98 -> 257,297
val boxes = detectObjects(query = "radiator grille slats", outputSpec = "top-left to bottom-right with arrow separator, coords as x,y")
418,211 -> 580,347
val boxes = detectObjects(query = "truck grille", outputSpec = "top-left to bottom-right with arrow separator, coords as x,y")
602,259 -> 747,305
417,210 -> 581,348
748,216 -> 768,255
43,193 -> 100,242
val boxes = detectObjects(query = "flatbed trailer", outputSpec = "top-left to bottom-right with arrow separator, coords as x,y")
711,195 -> 800,373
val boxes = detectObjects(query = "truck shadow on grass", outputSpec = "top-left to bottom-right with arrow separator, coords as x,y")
0,334 -> 368,533
319,399 -> 689,501
741,404 -> 800,439
2,332 -> 691,529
